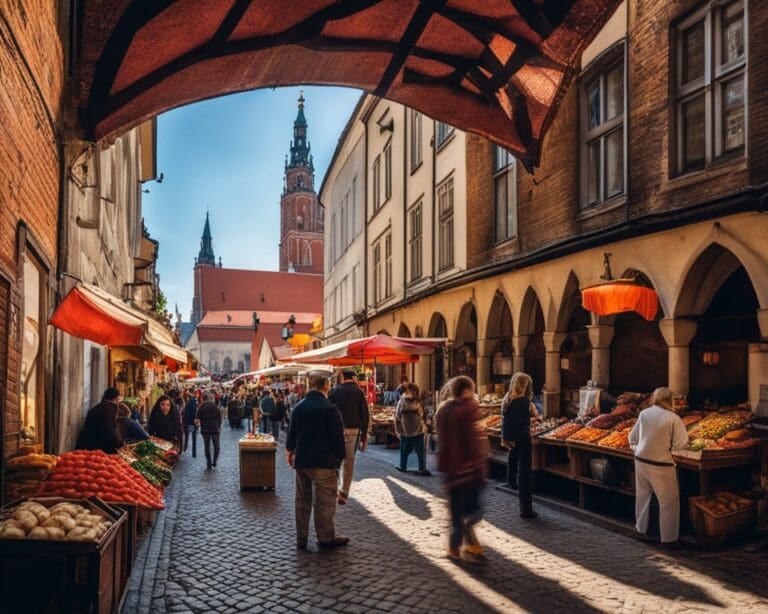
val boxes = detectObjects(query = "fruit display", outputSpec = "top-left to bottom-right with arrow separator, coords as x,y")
479,393 -> 502,406
612,418 -> 637,433
615,392 -> 651,414
681,413 -> 704,427
0,500 -> 113,542
687,411 -> 752,441
567,427 -> 609,443
482,415 -> 502,431
530,417 -> 567,436
544,423 -> 583,440
587,410 -> 632,430
4,453 -> 59,500
37,450 -> 165,510
239,433 -> 276,447
692,492 -> 754,516
598,431 -> 631,450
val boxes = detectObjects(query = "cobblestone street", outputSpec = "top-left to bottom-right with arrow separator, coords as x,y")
124,427 -> 768,613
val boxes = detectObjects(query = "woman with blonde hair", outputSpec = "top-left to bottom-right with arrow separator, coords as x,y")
501,372 -> 540,518
629,387 -> 689,543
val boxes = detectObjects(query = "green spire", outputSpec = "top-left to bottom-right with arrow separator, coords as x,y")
289,91 -> 311,168
197,211 -> 216,266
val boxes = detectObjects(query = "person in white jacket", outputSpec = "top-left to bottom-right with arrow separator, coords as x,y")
629,387 -> 689,543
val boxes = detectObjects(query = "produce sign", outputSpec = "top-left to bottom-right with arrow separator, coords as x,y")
0,500 -> 112,542
37,450 -> 165,510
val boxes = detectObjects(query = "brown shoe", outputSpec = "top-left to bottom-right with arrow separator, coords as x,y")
318,536 -> 350,549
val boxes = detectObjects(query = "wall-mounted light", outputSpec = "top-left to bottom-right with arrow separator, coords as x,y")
702,348 -> 720,367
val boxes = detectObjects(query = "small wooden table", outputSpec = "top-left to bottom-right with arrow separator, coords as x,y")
239,443 -> 277,490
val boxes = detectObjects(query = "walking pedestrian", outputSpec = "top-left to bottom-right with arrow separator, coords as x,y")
259,388 -> 277,437
196,393 -> 223,469
183,393 -> 198,457
629,387 -> 689,544
227,397 -> 241,429
147,395 -> 184,449
286,374 -> 348,550
272,392 -> 288,442
436,376 -> 489,563
501,372 -> 539,518
394,383 -> 430,475
329,369 -> 369,505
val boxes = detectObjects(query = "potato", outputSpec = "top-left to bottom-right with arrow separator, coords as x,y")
49,503 -> 77,517
66,527 -> 97,542
45,527 -> 65,540
13,509 -> 38,532
28,526 -> 51,540
42,513 -> 77,531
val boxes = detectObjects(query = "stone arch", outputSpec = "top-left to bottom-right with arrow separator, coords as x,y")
486,291 -> 514,384
518,287 -> 543,337
428,312 -> 448,338
454,302 -> 478,381
301,242 -> 312,266
222,356 -> 232,373
675,242 -> 763,317
554,271 -> 583,333
397,322 -> 411,338
427,312 -> 449,391
556,272 -> 592,395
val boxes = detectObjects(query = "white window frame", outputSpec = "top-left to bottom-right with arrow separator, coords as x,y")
410,110 -> 422,170
372,155 -> 381,211
674,0 -> 747,175
384,232 -> 392,298
437,178 -> 454,271
372,240 -> 382,305
409,201 -> 423,281
493,146 -> 517,242
384,141 -> 392,202
436,122 -> 454,149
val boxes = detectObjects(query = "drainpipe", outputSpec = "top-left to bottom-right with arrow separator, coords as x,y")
431,121 -> 437,283
402,108 -> 408,303
362,115 -> 369,337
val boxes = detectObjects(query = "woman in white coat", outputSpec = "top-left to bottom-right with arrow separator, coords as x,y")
628,387 -> 689,543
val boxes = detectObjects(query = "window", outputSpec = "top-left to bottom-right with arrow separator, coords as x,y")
409,202 -> 423,281
384,232 -> 392,298
352,264 -> 359,309
340,277 -> 347,319
372,241 -> 382,304
438,178 -> 454,270
436,122 -> 454,148
340,194 -> 348,249
581,57 -> 624,208
675,0 -> 746,174
330,212 -> 336,263
372,155 -> 381,211
352,175 -> 358,234
493,146 -> 517,241
410,110 -> 422,170
302,243 -> 312,266
223,357 -> 232,373
20,249 -> 46,445
384,141 -> 392,202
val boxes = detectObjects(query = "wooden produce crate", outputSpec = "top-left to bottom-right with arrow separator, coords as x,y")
688,494 -> 757,547
0,497 -> 128,614
239,444 -> 277,490
113,502 -> 138,593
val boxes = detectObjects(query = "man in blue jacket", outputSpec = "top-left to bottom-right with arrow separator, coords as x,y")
286,374 -> 348,550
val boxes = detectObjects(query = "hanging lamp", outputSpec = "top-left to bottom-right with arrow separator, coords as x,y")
580,254 -> 659,321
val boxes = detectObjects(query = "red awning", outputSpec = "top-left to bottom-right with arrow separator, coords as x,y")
50,283 -> 188,362
77,0 -> 623,170
288,334 -> 445,365
581,281 -> 659,321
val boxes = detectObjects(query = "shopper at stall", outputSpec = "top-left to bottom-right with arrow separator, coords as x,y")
147,395 -> 184,449
272,392 -> 288,441
437,376 -> 489,562
329,370 -> 369,505
501,372 -> 539,518
117,402 -> 149,442
629,387 -> 689,544
260,388 -> 277,437
394,383 -> 431,475
196,393 -> 222,469
183,394 -> 199,457
286,374 -> 348,550
75,387 -> 124,454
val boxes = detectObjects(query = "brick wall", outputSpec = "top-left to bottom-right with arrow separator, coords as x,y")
0,2 -> 64,458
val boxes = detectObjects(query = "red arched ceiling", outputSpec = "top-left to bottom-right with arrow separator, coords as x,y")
77,0 -> 621,170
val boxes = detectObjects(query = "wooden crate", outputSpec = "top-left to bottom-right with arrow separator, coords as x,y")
113,503 -> 138,594
688,495 -> 757,547
239,445 -> 277,490
0,497 -> 128,613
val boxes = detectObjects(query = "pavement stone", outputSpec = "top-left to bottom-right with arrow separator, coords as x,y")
122,427 -> 768,613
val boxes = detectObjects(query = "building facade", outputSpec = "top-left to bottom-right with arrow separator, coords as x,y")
323,0 -> 768,417
279,93 -> 324,275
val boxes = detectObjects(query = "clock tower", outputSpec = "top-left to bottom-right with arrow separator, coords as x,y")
278,92 -> 324,274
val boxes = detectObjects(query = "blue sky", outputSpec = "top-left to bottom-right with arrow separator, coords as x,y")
142,86 -> 362,320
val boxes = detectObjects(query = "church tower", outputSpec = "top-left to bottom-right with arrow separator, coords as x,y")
278,92 -> 324,274
191,212 -> 221,325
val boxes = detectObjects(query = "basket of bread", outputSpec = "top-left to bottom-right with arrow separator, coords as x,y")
688,491 -> 757,546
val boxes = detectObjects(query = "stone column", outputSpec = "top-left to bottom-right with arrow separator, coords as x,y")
475,338 -> 491,395
587,324 -> 615,388
758,309 -> 768,340
748,343 -> 768,412
542,332 -> 567,417
512,335 -> 529,373
658,318 -> 698,395
415,354 -> 430,393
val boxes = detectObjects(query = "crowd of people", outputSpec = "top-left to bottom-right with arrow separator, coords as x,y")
74,369 -> 688,562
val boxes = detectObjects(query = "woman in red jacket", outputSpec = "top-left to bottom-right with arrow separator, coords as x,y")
436,376 -> 489,562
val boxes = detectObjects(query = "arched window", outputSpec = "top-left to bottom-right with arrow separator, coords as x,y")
222,357 -> 233,373
302,243 -> 312,266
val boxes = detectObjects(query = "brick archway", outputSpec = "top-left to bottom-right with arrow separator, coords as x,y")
77,0 -> 622,169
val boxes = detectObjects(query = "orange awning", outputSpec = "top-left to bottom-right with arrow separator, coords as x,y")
581,281 -> 659,321
288,334 -> 446,366
50,283 -> 188,362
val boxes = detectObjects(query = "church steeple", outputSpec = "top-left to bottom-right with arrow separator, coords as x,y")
288,91 -> 313,170
196,211 -> 217,266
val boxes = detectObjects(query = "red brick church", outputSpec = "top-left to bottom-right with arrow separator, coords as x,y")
184,94 -> 324,376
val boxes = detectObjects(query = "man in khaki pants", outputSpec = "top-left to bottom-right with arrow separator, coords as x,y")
329,370 -> 370,505
286,374 -> 348,550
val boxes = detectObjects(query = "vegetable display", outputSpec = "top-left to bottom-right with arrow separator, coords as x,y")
0,500 -> 112,542
4,454 -> 59,500
132,458 -> 172,487
37,450 -> 165,510
567,427 -> 609,443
